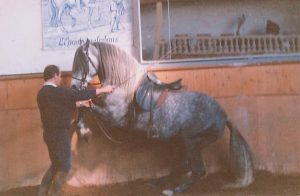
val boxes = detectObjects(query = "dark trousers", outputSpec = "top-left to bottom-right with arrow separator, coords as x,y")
43,127 -> 71,173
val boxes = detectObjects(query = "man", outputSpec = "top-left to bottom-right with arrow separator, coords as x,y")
37,65 -> 114,196
109,0 -> 124,32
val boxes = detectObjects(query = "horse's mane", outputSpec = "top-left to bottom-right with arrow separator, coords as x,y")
72,42 -> 145,100
93,42 -> 145,99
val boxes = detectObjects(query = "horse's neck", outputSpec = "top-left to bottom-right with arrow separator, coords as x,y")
95,61 -> 145,127
101,65 -> 145,97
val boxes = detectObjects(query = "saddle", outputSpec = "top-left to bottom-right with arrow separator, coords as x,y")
130,72 -> 182,138
135,72 -> 182,112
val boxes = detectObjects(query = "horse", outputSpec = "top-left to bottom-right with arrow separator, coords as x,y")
70,40 -> 255,193
48,0 -> 103,31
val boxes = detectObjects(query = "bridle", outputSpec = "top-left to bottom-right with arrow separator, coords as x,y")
72,48 -> 100,89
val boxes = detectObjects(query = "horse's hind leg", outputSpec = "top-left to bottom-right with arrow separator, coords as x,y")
171,139 -> 205,193
173,127 -> 223,193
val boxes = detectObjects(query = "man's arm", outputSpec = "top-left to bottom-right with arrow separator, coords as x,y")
95,85 -> 115,95
71,85 -> 115,101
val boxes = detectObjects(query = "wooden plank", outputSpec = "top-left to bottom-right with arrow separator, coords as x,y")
256,95 -> 300,173
242,64 -> 300,95
0,81 -> 7,110
6,78 -> 43,109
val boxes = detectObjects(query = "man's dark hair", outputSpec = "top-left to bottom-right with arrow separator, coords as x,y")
43,65 -> 60,81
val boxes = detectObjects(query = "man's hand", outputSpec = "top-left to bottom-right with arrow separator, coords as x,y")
103,85 -> 116,93
96,85 -> 116,95
76,99 -> 92,108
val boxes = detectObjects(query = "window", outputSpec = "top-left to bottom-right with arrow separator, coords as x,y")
139,0 -> 300,65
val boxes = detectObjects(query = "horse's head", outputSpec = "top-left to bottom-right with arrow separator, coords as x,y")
71,39 -> 100,90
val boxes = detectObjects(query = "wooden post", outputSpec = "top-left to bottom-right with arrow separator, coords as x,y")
153,1 -> 163,60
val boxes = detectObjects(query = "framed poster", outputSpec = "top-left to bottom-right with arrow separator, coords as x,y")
41,0 -> 132,50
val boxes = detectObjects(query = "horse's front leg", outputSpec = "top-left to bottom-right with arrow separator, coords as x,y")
76,108 -> 92,142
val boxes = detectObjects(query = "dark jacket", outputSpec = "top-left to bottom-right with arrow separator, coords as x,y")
37,85 -> 96,130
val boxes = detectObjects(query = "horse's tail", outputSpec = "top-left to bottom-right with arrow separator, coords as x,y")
225,119 -> 254,188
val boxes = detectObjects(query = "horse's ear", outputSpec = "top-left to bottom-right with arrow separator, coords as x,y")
84,39 -> 90,51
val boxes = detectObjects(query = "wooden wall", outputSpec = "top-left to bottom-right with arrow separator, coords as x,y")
155,63 -> 300,173
0,76 -> 46,190
0,62 -> 300,191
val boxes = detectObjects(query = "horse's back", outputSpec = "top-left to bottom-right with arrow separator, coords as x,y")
149,91 -> 227,138
167,90 -> 225,115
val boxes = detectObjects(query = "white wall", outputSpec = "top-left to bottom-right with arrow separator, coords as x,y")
0,0 -> 139,76
0,1 -> 70,75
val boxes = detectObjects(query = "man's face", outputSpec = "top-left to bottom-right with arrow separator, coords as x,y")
53,72 -> 62,86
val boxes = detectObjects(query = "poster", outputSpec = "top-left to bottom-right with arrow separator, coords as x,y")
41,0 -> 132,50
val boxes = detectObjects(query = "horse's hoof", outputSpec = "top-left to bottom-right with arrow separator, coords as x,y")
173,182 -> 192,193
172,171 -> 195,193
162,189 -> 174,196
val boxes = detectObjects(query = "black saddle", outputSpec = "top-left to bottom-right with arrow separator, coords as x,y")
135,72 -> 182,112
147,72 -> 182,90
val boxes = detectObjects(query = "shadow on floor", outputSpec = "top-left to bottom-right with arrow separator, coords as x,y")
1,171 -> 300,196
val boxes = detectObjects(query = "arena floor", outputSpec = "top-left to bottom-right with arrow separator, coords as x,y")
1,171 -> 300,196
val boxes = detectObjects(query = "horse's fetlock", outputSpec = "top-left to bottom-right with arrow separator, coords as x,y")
79,127 -> 90,135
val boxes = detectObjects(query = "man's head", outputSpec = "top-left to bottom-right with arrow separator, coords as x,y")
43,65 -> 61,85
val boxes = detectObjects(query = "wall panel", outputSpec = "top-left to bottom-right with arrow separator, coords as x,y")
0,82 -> 8,110
6,78 -> 43,109
1,62 -> 300,191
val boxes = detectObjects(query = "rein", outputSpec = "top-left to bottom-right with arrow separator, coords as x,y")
72,76 -> 101,86
89,108 -> 126,144
85,70 -> 145,144
73,42 -> 146,90
73,66 -> 145,91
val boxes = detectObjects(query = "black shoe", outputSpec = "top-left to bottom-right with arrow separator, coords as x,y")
50,171 -> 68,196
38,168 -> 55,196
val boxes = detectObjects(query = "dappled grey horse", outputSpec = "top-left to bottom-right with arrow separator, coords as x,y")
71,40 -> 254,193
